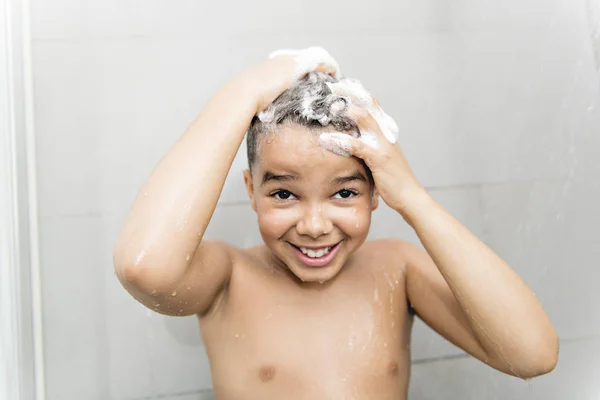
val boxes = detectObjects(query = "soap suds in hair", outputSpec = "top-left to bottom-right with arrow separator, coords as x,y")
246,69 -> 395,170
327,78 -> 398,145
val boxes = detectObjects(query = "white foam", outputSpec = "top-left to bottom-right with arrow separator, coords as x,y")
327,78 -> 399,144
326,79 -> 373,108
318,132 -> 353,157
369,107 -> 398,144
358,130 -> 380,149
257,107 -> 275,123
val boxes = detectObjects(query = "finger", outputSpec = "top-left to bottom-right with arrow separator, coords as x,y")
318,132 -> 372,161
327,79 -> 398,144
314,62 -> 339,78
344,104 -> 387,150
326,78 -> 374,108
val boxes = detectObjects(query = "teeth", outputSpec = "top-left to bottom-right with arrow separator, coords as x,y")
299,246 -> 333,258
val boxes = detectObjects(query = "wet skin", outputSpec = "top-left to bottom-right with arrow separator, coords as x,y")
199,127 -> 415,399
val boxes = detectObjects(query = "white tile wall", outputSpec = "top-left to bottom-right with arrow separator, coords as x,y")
409,337 -> 600,400
532,337 -> 600,399
30,0 -> 600,398
38,215 -> 111,400
480,175 -> 600,341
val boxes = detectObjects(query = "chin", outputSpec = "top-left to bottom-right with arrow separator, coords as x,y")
289,262 -> 345,283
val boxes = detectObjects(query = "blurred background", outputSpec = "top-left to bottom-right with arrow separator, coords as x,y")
2,0 -> 600,399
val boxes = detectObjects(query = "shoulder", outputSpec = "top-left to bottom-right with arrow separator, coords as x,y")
353,238 -> 419,276
359,238 -> 418,260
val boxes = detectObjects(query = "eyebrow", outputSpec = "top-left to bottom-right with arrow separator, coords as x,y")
331,171 -> 368,185
261,171 -> 297,187
260,170 -> 368,187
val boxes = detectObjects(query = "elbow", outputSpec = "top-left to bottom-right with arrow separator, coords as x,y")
510,334 -> 560,379
520,350 -> 558,379
113,249 -> 175,294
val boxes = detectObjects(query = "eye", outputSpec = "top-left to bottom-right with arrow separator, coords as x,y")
271,190 -> 297,201
333,189 -> 358,199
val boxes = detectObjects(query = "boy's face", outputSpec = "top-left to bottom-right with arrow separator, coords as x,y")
244,125 -> 378,283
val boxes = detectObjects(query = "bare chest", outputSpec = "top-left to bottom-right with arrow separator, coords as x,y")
200,262 -> 412,398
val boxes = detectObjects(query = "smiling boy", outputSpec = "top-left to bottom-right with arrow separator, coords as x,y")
114,48 -> 558,399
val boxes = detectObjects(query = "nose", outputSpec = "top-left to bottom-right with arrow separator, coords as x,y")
296,204 -> 333,238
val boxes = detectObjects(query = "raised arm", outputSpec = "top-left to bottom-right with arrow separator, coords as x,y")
317,84 -> 559,378
113,49 -> 340,316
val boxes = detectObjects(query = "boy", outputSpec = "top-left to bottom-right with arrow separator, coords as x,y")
114,48 -> 558,399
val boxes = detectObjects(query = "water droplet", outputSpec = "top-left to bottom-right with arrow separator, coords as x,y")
150,290 -> 157,295
171,291 -> 177,297
235,333 -> 239,338
319,281 -> 324,284
186,254 -> 191,261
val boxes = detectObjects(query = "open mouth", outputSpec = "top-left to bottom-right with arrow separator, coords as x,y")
287,241 -> 343,267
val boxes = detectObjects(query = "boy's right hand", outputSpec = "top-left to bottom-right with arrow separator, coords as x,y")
246,47 -> 342,114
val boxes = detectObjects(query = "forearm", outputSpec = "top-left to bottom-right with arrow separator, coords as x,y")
114,76 -> 258,285
399,188 -> 558,366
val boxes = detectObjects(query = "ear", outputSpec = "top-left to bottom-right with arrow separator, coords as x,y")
371,188 -> 380,211
243,169 -> 257,212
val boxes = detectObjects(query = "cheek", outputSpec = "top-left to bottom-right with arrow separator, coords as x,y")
257,204 -> 298,237
330,202 -> 372,235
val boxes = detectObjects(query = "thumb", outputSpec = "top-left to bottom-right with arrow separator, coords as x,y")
318,132 -> 376,162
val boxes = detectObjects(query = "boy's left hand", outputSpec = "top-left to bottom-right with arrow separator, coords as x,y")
318,97 -> 425,213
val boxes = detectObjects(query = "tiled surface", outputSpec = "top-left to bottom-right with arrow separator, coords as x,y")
38,215 -> 111,400
532,337 -> 600,400
30,0 -> 585,40
31,0 -> 600,216
480,175 -> 600,340
31,0 -> 600,399
409,337 -> 600,400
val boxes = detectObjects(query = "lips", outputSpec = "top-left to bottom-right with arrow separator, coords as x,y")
288,241 -> 343,267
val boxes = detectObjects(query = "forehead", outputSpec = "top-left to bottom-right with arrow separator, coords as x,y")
255,124 -> 363,177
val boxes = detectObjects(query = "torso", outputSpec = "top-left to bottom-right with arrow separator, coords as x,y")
198,239 -> 414,400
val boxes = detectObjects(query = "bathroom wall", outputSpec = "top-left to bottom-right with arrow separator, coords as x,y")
31,0 -> 600,398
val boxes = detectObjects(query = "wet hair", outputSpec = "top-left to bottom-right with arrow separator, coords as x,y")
246,72 -> 374,186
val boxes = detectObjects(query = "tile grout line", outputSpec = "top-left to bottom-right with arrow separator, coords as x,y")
41,171 -> 600,218
411,334 -> 600,366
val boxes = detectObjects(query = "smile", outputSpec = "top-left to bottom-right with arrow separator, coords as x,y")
287,241 -> 343,267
